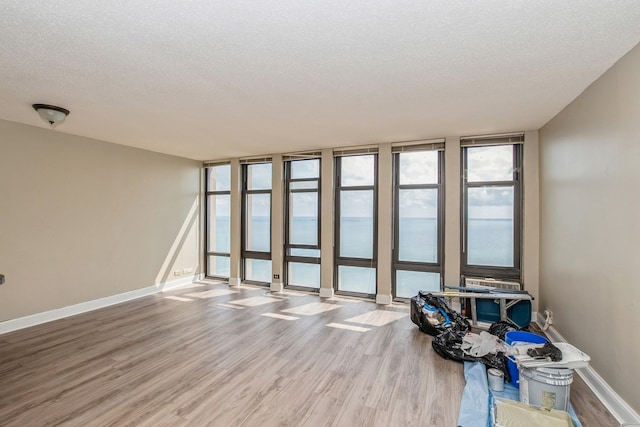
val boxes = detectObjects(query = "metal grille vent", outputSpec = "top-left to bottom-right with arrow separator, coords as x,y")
464,277 -> 521,291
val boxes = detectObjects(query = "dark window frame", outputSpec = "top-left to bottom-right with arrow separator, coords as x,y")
334,154 -> 378,298
392,150 -> 445,299
461,144 -> 523,281
241,162 -> 272,285
283,159 -> 322,291
204,165 -> 231,280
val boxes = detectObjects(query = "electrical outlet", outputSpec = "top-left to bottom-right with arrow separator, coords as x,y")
541,308 -> 553,331
174,270 -> 183,276
183,267 -> 193,274
273,274 -> 280,280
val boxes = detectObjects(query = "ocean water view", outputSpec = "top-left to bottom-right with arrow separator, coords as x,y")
208,217 -> 513,297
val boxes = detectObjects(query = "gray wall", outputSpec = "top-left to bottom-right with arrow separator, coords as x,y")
539,42 -> 640,412
0,120 -> 202,321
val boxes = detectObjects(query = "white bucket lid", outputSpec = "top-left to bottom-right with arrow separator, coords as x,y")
518,342 -> 590,369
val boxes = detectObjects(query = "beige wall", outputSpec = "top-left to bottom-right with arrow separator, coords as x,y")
539,43 -> 640,412
523,130 -> 540,312
229,158 -> 242,285
0,120 -> 202,321
319,148 -> 335,297
443,136 -> 461,286
271,154 -> 284,291
376,143 -> 393,303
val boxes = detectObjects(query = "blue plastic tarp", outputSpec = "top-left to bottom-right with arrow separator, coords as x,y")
458,361 -> 491,427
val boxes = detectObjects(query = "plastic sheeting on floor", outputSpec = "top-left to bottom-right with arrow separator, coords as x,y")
458,362 -> 491,427
457,362 -> 582,427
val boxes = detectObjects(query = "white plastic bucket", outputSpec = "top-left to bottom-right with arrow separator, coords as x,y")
519,367 -> 573,411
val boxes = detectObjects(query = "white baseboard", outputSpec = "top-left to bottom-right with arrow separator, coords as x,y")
161,274 -> 202,292
535,316 -> 640,425
270,282 -> 284,292
0,274 -> 199,336
319,288 -> 334,298
229,277 -> 241,286
375,293 -> 393,305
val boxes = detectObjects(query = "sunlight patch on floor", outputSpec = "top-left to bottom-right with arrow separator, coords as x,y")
326,323 -> 370,332
261,313 -> 299,321
185,289 -> 238,299
343,310 -> 408,326
200,279 -> 227,285
235,285 -> 267,291
281,302 -> 343,316
164,296 -> 193,302
229,296 -> 282,307
327,296 -> 364,303
213,303 -> 245,310
268,290 -> 307,297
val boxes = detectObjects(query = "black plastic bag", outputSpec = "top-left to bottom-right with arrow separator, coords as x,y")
487,320 -> 528,340
482,351 -> 511,384
431,330 -> 512,383
485,320 -> 530,382
411,292 -> 470,336
432,329 -> 477,362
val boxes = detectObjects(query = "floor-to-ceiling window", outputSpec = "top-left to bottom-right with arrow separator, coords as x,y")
461,135 -> 523,280
284,158 -> 321,290
392,143 -> 444,299
334,152 -> 377,297
242,161 -> 272,284
205,163 -> 231,279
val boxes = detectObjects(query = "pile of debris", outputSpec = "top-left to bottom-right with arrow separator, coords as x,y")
410,290 -> 524,383
411,291 -> 591,427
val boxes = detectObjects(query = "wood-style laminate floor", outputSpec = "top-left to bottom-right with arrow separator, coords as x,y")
0,281 -> 618,426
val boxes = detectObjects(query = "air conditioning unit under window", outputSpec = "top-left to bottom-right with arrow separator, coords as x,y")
464,277 -> 521,292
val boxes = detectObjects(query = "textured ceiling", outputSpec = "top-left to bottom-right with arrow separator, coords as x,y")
1,1 -> 640,161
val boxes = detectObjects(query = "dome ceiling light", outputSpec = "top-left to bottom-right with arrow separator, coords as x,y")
32,104 -> 70,127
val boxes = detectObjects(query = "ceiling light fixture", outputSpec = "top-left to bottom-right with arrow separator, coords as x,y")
32,103 -> 70,127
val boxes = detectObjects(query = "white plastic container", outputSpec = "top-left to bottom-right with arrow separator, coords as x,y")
487,368 -> 504,392
519,367 -> 573,411
518,342 -> 590,370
